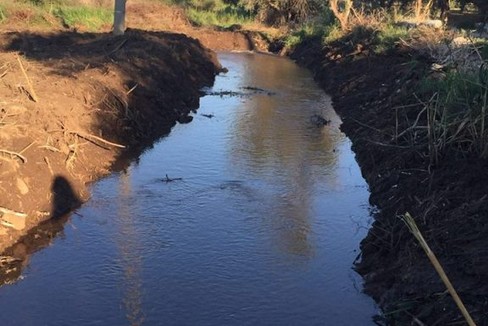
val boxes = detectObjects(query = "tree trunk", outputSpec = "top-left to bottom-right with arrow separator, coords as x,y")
113,0 -> 127,36
329,0 -> 353,30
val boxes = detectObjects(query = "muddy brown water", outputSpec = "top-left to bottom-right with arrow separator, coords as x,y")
0,53 -> 378,325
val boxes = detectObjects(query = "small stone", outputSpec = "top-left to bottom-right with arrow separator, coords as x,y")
16,178 -> 29,195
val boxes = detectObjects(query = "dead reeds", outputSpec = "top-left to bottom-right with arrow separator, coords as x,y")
401,212 -> 477,326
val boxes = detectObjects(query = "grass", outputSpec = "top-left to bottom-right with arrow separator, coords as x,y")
52,6 -> 113,30
374,24 -> 409,53
0,4 -> 7,23
186,5 -> 253,28
168,0 -> 253,28
417,70 -> 488,161
0,0 -> 112,30
0,1 -> 53,27
284,21 -> 329,47
283,7 -> 338,48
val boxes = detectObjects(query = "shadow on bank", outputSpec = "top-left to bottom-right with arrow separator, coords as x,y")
0,176 -> 81,286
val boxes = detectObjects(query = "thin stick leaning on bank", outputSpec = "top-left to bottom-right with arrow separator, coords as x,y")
401,212 -> 477,326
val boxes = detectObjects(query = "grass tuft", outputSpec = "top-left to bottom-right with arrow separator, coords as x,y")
52,6 -> 113,30
184,0 -> 253,28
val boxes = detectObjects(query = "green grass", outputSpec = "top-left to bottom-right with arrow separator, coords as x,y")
285,21 -> 331,48
0,4 -> 7,23
186,6 -> 253,27
374,24 -> 409,53
178,0 -> 253,28
52,6 -> 113,30
416,69 -> 488,160
283,7 -> 337,48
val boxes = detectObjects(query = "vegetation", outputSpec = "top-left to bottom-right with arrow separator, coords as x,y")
52,6 -> 112,30
0,0 -> 113,30
183,0 -> 253,28
0,0 -> 486,160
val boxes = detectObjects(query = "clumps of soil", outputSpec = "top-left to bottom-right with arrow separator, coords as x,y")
0,29 -> 222,255
291,31 -> 488,324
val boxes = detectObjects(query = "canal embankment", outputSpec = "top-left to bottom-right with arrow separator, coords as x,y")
290,28 -> 488,325
0,28 -> 224,254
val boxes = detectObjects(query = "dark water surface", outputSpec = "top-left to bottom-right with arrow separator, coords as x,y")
0,53 -> 377,325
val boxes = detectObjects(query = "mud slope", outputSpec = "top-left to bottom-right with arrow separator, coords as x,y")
0,29 -> 222,254
291,36 -> 488,324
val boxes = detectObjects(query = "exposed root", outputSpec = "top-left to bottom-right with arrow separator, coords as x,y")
0,149 -> 27,163
69,131 -> 125,149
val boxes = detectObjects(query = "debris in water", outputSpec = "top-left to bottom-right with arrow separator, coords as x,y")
241,86 -> 276,96
162,174 -> 183,183
201,114 -> 215,119
310,114 -> 331,127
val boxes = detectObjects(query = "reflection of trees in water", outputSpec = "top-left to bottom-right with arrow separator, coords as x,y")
228,54 -> 343,257
117,169 -> 144,326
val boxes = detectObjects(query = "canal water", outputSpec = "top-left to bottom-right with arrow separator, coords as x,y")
0,53 -> 377,325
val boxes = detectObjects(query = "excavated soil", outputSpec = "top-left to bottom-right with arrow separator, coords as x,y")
0,28 -> 224,254
0,1 -> 269,260
291,35 -> 488,325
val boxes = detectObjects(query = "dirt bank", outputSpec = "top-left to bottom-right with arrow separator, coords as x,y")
0,28 -> 223,255
291,35 -> 488,324
0,0 -> 276,286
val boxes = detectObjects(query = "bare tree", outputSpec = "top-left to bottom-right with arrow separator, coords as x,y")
113,0 -> 127,35
329,0 -> 353,30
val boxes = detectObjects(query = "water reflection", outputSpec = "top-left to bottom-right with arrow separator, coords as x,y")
228,54 -> 343,257
117,169 -> 145,326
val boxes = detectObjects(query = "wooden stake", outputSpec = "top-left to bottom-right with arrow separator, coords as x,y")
16,55 -> 38,103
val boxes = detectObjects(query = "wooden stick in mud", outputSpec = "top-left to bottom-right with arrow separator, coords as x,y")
0,207 -> 27,217
0,149 -> 27,163
16,55 -> 38,103
69,131 -> 125,149
402,212 -> 477,326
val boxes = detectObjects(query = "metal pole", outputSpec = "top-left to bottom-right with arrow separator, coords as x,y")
113,0 -> 126,36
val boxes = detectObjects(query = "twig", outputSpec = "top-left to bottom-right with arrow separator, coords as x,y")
0,256 -> 21,266
38,145 -> 61,152
0,207 -> 27,217
16,55 -> 38,103
401,213 -> 477,326
69,131 -> 125,149
0,149 -> 27,163
405,311 -> 427,326
19,141 -> 36,154
107,39 -> 128,56
126,83 -> 138,95
366,139 -> 417,149
395,106 -> 428,140
162,174 -> 182,182
44,156 -> 54,176
351,118 -> 384,133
